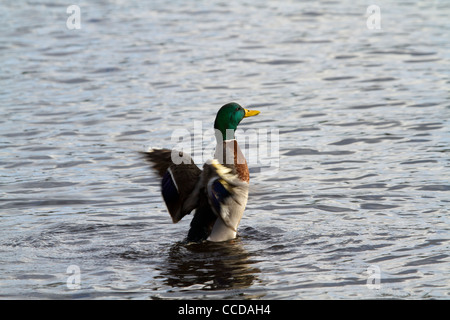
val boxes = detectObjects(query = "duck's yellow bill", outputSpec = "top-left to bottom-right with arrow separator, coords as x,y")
244,108 -> 260,117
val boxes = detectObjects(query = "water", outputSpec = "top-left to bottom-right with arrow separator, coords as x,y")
1,0 -> 449,299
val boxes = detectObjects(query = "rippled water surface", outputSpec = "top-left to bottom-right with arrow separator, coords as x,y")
1,0 -> 449,299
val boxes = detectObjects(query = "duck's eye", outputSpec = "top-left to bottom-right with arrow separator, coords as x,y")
236,107 -> 240,111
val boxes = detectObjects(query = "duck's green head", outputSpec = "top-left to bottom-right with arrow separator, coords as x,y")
214,102 -> 260,141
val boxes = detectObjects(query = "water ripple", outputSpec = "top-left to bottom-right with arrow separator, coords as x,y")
1,0 -> 449,299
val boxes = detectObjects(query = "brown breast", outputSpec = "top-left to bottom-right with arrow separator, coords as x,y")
233,140 -> 249,183
228,140 -> 250,183
215,139 -> 250,183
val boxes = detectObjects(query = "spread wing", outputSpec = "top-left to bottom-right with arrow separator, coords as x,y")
206,160 -> 249,231
140,149 -> 202,223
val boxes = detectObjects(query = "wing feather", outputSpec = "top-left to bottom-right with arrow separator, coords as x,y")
140,149 -> 202,223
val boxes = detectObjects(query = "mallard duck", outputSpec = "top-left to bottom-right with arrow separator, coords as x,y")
141,102 -> 260,242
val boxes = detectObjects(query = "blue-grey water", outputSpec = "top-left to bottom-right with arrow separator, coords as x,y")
1,0 -> 449,299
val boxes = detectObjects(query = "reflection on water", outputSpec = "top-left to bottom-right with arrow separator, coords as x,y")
163,239 -> 260,292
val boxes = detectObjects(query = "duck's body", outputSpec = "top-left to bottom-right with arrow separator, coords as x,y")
141,102 -> 260,242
